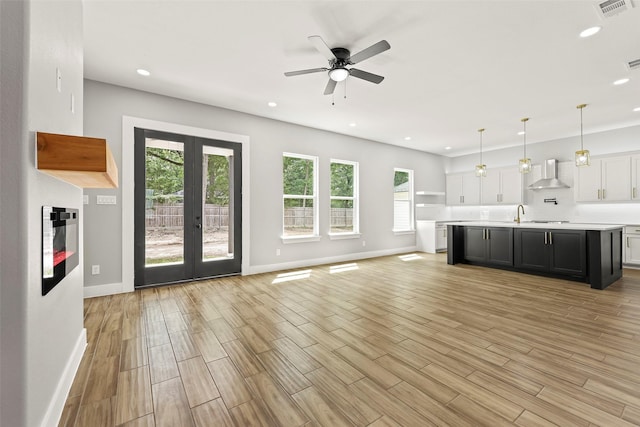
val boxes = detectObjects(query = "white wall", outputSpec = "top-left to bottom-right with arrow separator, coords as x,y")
83,80 -> 446,291
1,1 -> 86,426
443,125 -> 640,224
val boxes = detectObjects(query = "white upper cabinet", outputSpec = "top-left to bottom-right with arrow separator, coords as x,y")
446,171 -> 480,205
481,166 -> 522,205
632,155 -> 640,201
575,155 -> 631,202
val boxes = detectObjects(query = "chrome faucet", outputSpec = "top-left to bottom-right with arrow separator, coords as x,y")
515,204 -> 525,224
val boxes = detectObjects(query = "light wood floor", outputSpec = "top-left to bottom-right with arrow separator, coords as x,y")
59,253 -> 640,426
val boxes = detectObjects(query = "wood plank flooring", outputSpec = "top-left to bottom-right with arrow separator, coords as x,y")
59,253 -> 640,426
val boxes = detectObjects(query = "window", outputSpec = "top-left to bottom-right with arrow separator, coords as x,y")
393,168 -> 414,232
330,159 -> 359,235
282,153 -> 319,240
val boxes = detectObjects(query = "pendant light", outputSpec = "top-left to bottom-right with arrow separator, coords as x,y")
475,128 -> 487,177
518,118 -> 531,173
575,104 -> 590,167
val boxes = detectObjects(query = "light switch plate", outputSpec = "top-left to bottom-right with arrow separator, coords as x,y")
96,195 -> 117,205
83,195 -> 89,205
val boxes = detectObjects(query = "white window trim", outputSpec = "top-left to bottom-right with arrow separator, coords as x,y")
282,152 -> 319,241
281,235 -> 322,244
393,167 -> 415,232
328,232 -> 362,240
329,158 -> 359,235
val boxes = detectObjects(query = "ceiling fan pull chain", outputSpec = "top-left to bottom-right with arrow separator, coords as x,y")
344,78 -> 347,99
332,92 -> 335,106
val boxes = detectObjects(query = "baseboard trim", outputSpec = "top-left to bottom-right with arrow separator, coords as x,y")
245,246 -> 418,275
42,328 -> 87,427
84,282 -> 128,298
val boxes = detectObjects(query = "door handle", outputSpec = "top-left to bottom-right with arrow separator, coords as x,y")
195,223 -> 202,229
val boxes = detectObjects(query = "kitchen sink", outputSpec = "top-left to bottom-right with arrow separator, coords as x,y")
522,220 -> 569,224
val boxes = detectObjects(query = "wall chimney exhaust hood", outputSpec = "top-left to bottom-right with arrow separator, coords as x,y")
528,159 -> 570,190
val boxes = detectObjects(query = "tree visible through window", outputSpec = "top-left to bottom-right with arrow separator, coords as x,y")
330,160 -> 358,234
283,153 -> 318,237
393,168 -> 414,231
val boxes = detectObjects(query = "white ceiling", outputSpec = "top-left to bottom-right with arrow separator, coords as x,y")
83,0 -> 640,157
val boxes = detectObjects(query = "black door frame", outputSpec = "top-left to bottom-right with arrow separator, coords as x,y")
134,127 -> 242,287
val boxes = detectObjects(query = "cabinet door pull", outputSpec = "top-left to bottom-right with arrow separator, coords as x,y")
597,189 -> 601,200
634,187 -> 637,199
497,194 -> 500,202
482,229 -> 486,239
544,232 -> 548,245
549,232 -> 553,245
627,237 -> 630,248
487,229 -> 490,239
602,189 -> 606,199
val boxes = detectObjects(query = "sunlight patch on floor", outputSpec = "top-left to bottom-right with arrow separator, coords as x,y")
399,253 -> 423,261
329,263 -> 359,274
272,269 -> 312,284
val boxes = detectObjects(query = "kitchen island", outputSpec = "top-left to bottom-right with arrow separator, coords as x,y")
446,221 -> 623,289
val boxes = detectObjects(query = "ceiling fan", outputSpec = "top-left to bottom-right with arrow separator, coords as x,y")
284,35 -> 391,95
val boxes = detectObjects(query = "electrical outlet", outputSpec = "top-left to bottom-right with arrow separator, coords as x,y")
362,240 -> 366,247
56,67 -> 62,92
276,248 -> 281,256
91,265 -> 100,275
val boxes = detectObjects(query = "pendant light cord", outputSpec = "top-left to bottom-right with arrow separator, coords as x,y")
577,104 -> 587,150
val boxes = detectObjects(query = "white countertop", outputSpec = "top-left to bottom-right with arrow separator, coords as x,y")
443,221 -> 624,231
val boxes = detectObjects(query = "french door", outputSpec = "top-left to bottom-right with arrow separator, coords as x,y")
134,128 -> 241,287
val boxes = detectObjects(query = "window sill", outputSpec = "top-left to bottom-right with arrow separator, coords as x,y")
281,235 -> 322,244
328,232 -> 361,240
392,229 -> 415,236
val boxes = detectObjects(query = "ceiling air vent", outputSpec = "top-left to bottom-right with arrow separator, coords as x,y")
627,58 -> 640,71
596,0 -> 634,18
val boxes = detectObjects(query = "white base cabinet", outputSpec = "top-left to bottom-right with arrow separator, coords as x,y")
417,221 -> 447,253
624,225 -> 640,266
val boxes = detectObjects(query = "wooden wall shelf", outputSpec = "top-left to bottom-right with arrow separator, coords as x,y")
36,132 -> 118,188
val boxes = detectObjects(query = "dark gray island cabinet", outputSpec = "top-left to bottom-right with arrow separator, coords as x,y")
447,222 -> 623,289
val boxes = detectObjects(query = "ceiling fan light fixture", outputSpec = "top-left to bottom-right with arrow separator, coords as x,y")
329,67 -> 349,82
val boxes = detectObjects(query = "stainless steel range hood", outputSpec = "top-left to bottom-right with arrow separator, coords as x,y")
528,159 -> 570,190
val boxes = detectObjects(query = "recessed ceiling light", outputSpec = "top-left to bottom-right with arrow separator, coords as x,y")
404,136 -> 412,141
136,69 -> 150,76
267,101 -> 277,107
349,123 -> 357,127
517,131 -> 525,135
613,78 -> 630,85
634,107 -> 640,112
579,26 -> 601,38
444,146 -> 452,150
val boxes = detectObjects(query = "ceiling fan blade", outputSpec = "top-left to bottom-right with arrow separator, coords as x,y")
350,68 -> 385,84
308,35 -> 337,61
284,68 -> 328,77
349,40 -> 390,64
324,78 -> 337,95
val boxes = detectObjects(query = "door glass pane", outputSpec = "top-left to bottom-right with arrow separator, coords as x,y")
145,138 -> 185,266
202,146 -> 234,261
